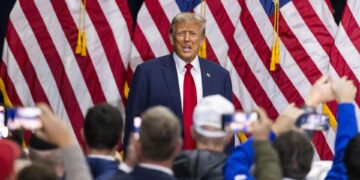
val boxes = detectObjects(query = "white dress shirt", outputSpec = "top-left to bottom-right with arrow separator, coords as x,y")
173,53 -> 203,111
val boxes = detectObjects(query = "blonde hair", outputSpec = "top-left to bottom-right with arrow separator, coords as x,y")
169,12 -> 206,37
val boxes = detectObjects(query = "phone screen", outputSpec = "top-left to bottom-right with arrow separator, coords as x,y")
7,107 -> 42,131
299,114 -> 329,131
222,112 -> 258,133
0,106 -> 8,138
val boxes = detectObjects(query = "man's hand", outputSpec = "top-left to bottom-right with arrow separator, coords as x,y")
35,103 -> 74,148
252,108 -> 272,141
272,103 -> 304,136
332,76 -> 357,103
305,75 -> 335,107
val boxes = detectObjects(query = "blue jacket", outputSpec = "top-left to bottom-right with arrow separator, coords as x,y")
224,103 -> 358,180
326,103 -> 358,180
224,132 -> 276,180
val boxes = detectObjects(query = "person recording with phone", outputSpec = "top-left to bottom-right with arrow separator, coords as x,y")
34,103 -> 92,180
224,75 -> 357,180
325,76 -> 357,180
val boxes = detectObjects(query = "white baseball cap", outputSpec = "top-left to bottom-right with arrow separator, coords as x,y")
193,94 -> 235,138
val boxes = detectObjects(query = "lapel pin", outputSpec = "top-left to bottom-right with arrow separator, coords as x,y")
206,73 -> 211,77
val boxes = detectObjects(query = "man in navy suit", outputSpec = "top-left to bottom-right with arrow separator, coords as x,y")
125,12 -> 232,150
84,104 -> 127,180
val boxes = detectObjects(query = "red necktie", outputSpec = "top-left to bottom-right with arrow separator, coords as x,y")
183,64 -> 197,149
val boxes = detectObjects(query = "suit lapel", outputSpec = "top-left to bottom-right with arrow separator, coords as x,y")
162,55 -> 183,120
200,58 -> 211,97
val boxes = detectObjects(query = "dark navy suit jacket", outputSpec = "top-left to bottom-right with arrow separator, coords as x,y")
124,54 -> 232,149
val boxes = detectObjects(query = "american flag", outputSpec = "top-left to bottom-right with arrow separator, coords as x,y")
129,0 -> 340,160
1,0 -> 359,160
1,0 -> 132,146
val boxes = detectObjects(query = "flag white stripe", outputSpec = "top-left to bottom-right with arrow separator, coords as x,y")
282,2 -> 329,74
221,0 -> 241,27
129,43 -> 144,71
159,0 -> 181,22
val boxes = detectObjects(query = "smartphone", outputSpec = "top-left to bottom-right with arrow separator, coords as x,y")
6,107 -> 42,131
133,117 -> 142,139
296,113 -> 329,131
222,112 -> 258,133
0,106 -> 8,138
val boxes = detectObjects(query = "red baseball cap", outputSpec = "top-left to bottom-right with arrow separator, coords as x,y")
0,139 -> 20,179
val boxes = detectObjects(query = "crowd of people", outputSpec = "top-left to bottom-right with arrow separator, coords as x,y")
1,12 -> 360,180
0,75 -> 359,180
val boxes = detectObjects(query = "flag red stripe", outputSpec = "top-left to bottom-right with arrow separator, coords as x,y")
313,131 -> 334,160
25,0 -> 85,146
5,22 -> 50,105
86,1 -> 127,102
342,5 -> 360,54
292,1 -> 334,59
144,1 -> 173,51
203,38 -> 243,111
278,14 -> 323,84
133,24 -> 156,61
48,0 -> 107,105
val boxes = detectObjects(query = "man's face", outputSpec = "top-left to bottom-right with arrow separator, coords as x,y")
170,22 -> 205,63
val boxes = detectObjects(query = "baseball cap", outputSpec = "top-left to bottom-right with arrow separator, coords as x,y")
193,95 -> 235,138
0,139 -> 20,179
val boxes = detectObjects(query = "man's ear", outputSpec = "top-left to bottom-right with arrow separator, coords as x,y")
169,33 -> 174,46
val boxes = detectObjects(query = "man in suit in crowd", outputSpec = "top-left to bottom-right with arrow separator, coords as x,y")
112,106 -> 182,180
125,12 -> 232,151
83,104 -> 126,180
